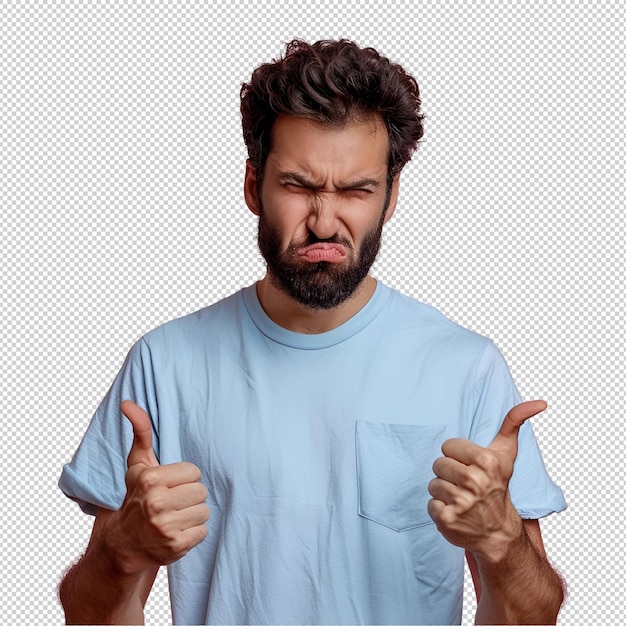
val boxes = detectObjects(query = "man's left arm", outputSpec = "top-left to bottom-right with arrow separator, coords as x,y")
428,401 -> 566,625
465,519 -> 565,625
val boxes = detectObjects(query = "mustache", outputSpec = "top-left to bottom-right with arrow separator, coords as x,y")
288,231 -> 353,252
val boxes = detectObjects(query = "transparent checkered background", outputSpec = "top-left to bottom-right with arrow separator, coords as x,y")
2,1 -> 624,624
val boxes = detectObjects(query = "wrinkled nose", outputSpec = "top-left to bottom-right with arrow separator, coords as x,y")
306,194 -> 340,240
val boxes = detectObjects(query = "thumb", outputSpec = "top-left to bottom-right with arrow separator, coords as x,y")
121,400 -> 159,469
488,399 -> 547,460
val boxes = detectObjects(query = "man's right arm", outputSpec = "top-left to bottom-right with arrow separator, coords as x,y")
59,508 -> 159,625
59,401 -> 210,625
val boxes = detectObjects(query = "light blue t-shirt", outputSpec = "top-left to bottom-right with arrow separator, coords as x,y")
59,282 -> 566,625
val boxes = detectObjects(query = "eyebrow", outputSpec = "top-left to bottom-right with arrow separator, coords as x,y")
278,171 -> 383,191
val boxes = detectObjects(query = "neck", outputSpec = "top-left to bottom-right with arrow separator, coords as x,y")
255,274 -> 377,334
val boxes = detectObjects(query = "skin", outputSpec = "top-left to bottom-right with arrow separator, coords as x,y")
248,116 -> 564,623
59,114 -> 564,624
244,114 -> 399,334
430,400 -> 565,624
58,401 -> 210,624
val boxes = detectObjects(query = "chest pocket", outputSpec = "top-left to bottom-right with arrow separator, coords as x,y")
356,421 -> 447,532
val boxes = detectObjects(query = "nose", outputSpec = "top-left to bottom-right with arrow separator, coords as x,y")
306,194 -> 340,240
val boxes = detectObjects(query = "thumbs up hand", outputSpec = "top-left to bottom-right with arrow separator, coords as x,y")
427,400 -> 547,561
103,401 -> 210,576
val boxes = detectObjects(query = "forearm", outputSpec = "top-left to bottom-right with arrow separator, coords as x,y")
474,524 -> 565,625
59,542 -> 144,624
59,510 -> 157,625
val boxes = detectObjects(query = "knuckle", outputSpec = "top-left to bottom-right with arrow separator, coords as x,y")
464,466 -> 487,491
428,478 -> 447,501
145,493 -> 168,516
172,528 -> 204,555
195,524 -> 209,543
480,453 -> 500,473
455,492 -> 473,513
137,467 -> 161,490
471,448 -> 498,474
171,535 -> 188,555
439,505 -> 457,528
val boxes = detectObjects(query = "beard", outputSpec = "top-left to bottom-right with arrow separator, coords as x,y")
257,202 -> 386,310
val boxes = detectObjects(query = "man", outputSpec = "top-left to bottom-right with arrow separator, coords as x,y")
58,39 -> 566,625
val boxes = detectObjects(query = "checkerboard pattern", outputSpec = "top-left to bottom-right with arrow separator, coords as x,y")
3,2 -> 624,623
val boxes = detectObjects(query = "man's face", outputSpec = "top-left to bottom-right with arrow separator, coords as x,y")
245,114 -> 399,310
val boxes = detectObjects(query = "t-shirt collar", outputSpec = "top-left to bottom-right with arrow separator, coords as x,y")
241,280 -> 390,350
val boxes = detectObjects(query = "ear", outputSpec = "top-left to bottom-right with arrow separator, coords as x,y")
382,175 -> 401,224
244,160 -> 261,216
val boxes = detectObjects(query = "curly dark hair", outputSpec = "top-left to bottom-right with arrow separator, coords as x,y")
241,39 -> 425,181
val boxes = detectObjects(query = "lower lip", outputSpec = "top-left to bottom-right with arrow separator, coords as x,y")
297,243 -> 348,263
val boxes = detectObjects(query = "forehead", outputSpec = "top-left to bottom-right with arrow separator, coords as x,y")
266,114 -> 389,181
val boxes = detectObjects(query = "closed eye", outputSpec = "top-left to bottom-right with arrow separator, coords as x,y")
342,187 -> 375,198
279,173 -> 380,197
284,182 -> 314,194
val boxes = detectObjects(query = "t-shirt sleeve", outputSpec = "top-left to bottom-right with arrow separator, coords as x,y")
58,338 -> 160,516
468,340 -> 567,519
